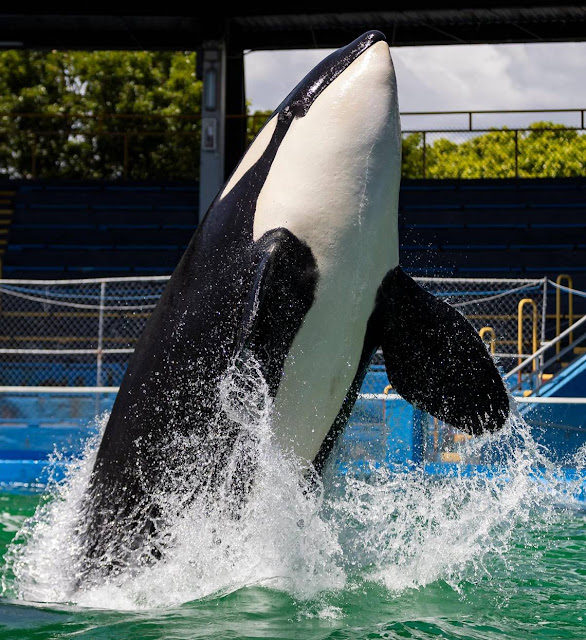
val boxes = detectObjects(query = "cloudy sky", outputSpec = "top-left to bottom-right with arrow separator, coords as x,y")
244,41 -> 586,129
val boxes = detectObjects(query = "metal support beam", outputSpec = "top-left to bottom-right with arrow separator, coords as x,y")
225,47 -> 247,180
199,41 -> 226,222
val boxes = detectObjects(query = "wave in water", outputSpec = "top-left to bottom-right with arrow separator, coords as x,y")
2,362 -> 583,610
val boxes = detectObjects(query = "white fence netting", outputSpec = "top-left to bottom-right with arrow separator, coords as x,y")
0,275 -> 549,388
0,277 -> 167,387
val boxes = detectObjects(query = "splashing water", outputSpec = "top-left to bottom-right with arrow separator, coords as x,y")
1,365 -> 582,611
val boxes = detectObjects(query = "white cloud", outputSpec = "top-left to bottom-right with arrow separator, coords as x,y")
244,49 -> 330,112
245,42 -> 586,129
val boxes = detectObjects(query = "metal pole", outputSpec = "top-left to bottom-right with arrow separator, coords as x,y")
199,41 -> 227,221
96,281 -> 106,415
514,130 -> 519,178
422,131 -> 427,179
123,133 -> 129,179
539,277 -> 548,376
96,281 -> 105,388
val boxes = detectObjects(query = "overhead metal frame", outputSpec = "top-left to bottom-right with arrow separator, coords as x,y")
2,6 -> 585,201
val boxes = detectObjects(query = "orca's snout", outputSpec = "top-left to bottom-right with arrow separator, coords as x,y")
358,30 -> 387,47
277,30 -> 388,119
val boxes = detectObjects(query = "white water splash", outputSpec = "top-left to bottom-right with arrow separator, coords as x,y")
1,415 -> 106,604
1,368 -> 581,610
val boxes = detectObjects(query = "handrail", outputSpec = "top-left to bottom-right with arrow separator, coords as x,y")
479,327 -> 496,355
515,396 -> 586,404
1,109 -> 584,133
382,384 -> 393,426
243,108 -> 586,131
517,299 -> 538,385
504,313 -> 586,380
556,274 -> 574,354
0,111 -> 200,122
399,107 -> 586,130
531,332 -> 586,386
1,109 -> 584,180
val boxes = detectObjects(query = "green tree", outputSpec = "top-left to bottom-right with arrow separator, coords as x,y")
401,132 -> 425,179
402,122 -> 586,179
246,109 -> 272,147
1,54 -> 584,183
518,122 -> 586,177
0,50 -> 201,180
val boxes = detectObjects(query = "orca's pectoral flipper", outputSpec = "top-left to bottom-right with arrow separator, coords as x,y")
234,228 -> 318,396
378,268 -> 509,435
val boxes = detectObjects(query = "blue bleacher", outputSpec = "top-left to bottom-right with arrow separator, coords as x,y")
399,177 -> 586,290
1,180 -> 198,278
1,177 -> 585,293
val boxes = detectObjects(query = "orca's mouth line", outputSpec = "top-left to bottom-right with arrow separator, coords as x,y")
277,30 -> 387,120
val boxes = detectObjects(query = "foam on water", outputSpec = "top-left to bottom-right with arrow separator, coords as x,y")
1,363 -> 582,610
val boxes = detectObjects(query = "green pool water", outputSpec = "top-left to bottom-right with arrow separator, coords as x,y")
0,488 -> 584,640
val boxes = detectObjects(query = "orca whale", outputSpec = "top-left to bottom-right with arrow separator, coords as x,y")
80,30 -> 509,577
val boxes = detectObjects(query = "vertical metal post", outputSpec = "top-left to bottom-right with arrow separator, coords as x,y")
422,131 -> 427,179
96,281 -> 106,415
224,47 -> 247,179
96,281 -> 105,388
199,41 -> 227,222
123,133 -> 129,179
468,111 -> 473,130
540,277 -> 548,375
514,130 -> 519,178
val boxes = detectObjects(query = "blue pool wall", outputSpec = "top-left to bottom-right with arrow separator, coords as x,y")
0,366 -> 584,486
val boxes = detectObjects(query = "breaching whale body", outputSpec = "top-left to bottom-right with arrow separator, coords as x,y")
79,30 -> 510,579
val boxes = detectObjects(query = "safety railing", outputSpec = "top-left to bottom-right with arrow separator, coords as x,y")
0,274 -> 582,392
1,109 -> 586,180
479,327 -> 497,355
245,108 -> 586,179
0,111 -> 200,180
401,125 -> 586,179
505,313 -> 586,395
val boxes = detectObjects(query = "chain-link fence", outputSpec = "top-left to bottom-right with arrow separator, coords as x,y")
402,127 -> 586,179
2,109 -> 585,181
417,277 -> 547,363
0,275 -> 550,389
0,276 -> 167,387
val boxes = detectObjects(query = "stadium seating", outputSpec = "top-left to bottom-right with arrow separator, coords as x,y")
1,177 -> 585,293
399,177 -> 586,291
0,181 -> 198,278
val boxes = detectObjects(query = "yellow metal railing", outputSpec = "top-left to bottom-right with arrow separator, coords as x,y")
479,326 -> 497,355
382,384 -> 393,426
518,298 -> 538,384
555,274 -> 574,354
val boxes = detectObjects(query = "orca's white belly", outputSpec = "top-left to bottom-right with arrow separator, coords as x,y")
247,38 -> 401,463
269,257 -> 381,463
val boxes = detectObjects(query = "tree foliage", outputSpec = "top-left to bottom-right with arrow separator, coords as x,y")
246,109 -> 273,147
0,51 -> 584,182
402,123 -> 586,179
0,50 -> 201,180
